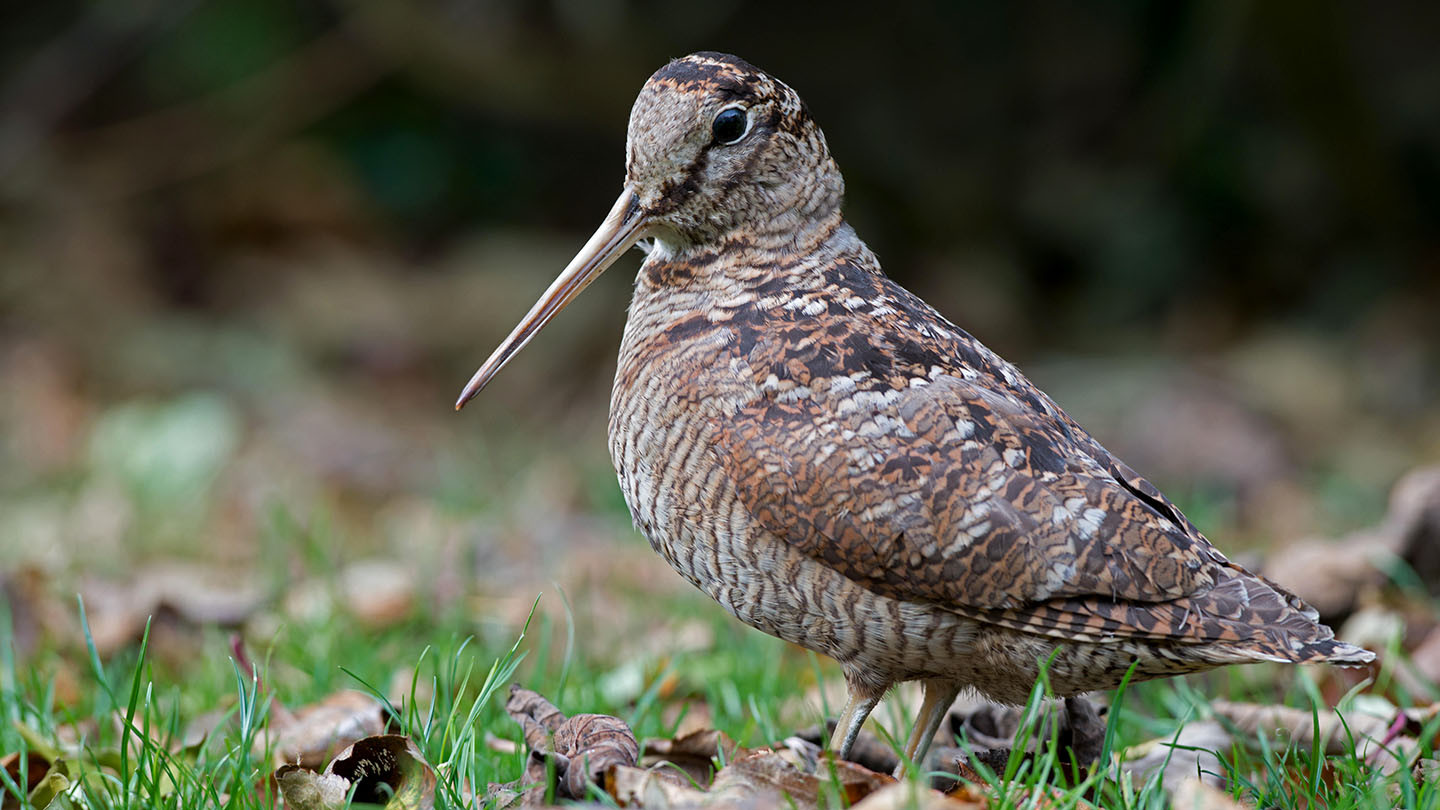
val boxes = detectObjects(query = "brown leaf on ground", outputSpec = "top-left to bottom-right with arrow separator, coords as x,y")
859,780 -> 1096,810
327,735 -> 437,808
263,689 -> 388,769
283,560 -> 417,630
1410,625 -> 1440,688
1119,721 -> 1231,792
1415,759 -> 1440,786
340,560 -> 417,628
1391,466 -> 1440,591
853,782 -> 987,810
275,734 -> 435,810
715,749 -> 893,807
485,730 -> 520,755
482,780 -> 524,810
1168,778 -> 1247,810
941,695 -> 1107,776
505,684 -> 639,803
0,567 -> 75,662
1262,533 -> 1391,623
606,765 -> 711,808
1258,464 -> 1440,627
76,563 -> 264,657
506,684 -> 568,744
1211,699 -> 1385,755
997,786 -> 1099,810
275,766 -> 351,810
794,724 -> 899,775
641,728 -> 746,787
660,699 -> 715,739
1210,699 -> 1428,774
1,752 -> 51,810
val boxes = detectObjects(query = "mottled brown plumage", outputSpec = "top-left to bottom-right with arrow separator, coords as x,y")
457,52 -> 1373,770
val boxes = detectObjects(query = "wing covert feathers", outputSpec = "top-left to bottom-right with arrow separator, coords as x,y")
711,258 -> 1371,665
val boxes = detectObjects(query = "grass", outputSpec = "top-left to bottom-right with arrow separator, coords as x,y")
2,572 -> 1438,809
1,394 -> 1435,808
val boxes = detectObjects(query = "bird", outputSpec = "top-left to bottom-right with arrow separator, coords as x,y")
456,52 -> 1374,773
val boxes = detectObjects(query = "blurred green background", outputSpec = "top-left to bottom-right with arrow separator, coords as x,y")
2,0 -> 1438,598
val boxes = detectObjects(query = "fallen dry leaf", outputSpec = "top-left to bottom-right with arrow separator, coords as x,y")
0,567 -> 75,662
1256,464 -> 1440,628
1262,533 -> 1391,622
1210,699 -> 1424,774
76,563 -> 264,656
485,730 -> 520,755
940,695 -> 1107,780
1169,777 -> 1247,810
506,684 -> 639,802
1412,625 -> 1440,683
1119,721 -> 1231,792
283,560 -> 417,630
660,698 -> 715,739
852,781 -> 986,810
794,724 -> 900,775
641,728 -> 745,787
275,734 -> 436,810
1,752 -> 51,810
606,765 -> 711,808
263,689 -> 388,769
340,560 -> 417,629
713,749 -> 893,807
276,766 -> 351,810
1389,466 -> 1440,589
1210,699 -> 1387,756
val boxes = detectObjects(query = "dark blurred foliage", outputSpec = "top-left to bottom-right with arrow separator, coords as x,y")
1,0 -> 1438,557
5,0 -> 1437,328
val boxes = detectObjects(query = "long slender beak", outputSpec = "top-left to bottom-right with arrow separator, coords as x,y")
455,187 -> 649,410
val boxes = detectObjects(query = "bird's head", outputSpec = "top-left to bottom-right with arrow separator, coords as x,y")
456,52 -> 842,409
624,52 -> 843,246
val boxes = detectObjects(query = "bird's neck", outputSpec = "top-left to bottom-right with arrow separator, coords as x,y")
641,207 -> 865,293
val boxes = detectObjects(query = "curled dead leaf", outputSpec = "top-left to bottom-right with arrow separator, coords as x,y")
328,735 -> 437,808
276,765 -> 351,810
2,752 -> 48,802
1,752 -> 57,810
274,734 -> 436,810
505,684 -> 639,802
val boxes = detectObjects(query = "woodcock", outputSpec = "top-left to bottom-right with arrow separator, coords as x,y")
457,52 -> 1374,770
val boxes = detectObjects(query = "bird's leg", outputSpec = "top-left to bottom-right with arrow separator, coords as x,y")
828,690 -> 881,761
894,679 -> 961,778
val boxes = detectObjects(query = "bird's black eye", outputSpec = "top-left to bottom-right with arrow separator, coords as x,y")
711,107 -> 749,145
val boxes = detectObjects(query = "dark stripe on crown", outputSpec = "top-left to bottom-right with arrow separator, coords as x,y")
653,53 -> 765,92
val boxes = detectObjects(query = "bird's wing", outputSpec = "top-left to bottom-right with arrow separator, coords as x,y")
712,368 -> 1273,644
